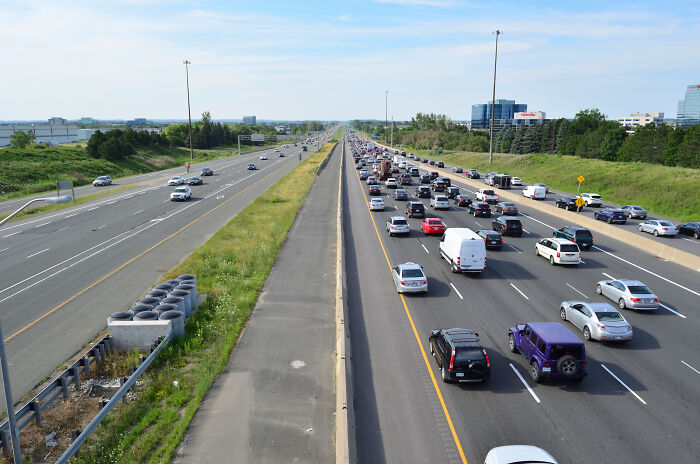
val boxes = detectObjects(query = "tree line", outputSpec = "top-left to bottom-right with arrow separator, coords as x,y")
86,128 -> 168,160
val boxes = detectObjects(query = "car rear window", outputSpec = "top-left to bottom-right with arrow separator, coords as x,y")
575,230 -> 592,238
454,347 -> 483,362
549,344 -> 583,360
596,312 -> 623,322
402,269 -> 423,278
560,244 -> 579,252
628,285 -> 652,294
483,190 -> 495,194
506,221 -> 521,227
658,221 -> 674,226
393,219 -> 407,225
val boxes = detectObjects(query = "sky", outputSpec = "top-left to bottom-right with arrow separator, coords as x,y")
2,0 -> 699,122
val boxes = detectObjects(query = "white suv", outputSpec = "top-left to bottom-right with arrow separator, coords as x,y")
430,194 -> 449,210
580,193 -> 602,207
535,238 -> 581,265
168,176 -> 185,186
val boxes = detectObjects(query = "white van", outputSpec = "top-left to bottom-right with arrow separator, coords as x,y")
393,155 -> 401,164
439,228 -> 486,273
522,185 -> 546,200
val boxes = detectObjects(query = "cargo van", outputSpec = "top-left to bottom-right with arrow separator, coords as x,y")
393,155 -> 401,164
522,185 -> 546,200
439,228 -> 486,273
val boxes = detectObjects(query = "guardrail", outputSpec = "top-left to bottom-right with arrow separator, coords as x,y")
314,143 -> 339,175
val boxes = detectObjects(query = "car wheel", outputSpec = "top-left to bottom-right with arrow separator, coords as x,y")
653,230 -> 659,237
618,298 -> 627,310
694,232 -> 700,239
608,217 -> 612,224
596,284 -> 602,295
508,334 -> 518,353
639,225 -> 644,232
560,308 -> 567,320
549,256 -> 555,265
441,366 -> 451,383
583,326 -> 592,341
535,247 -> 539,256
594,213 -> 598,220
530,361 -> 542,383
557,355 -> 579,377
451,260 -> 459,273
430,344 -> 435,356
389,232 -> 393,237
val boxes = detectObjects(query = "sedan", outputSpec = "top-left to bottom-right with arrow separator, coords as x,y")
453,166 -> 463,173
511,177 -> 522,186
187,176 -> 203,185
385,178 -> 398,189
366,176 -> 378,185
421,158 -> 429,163
420,174 -> 431,184
200,168 -> 213,176
168,176 -> 185,185
596,279 -> 660,310
494,201 -> 518,215
466,170 -> 480,179
454,195 -> 472,207
477,230 -> 503,249
436,161 -> 445,168
259,154 -> 268,160
678,222 -> 700,239
638,219 -> 678,236
620,205 -> 647,219
393,188 -> 408,200
594,208 -> 627,224
93,176 -> 112,186
428,160 -> 435,166
485,446 -> 557,464
468,202 -> 491,217
247,163 -> 257,170
278,152 -> 286,157
369,198 -> 384,211
170,186 -> 192,201
392,262 -> 428,294
560,301 -> 633,342
421,217 -> 446,235
368,185 -> 381,196
555,197 -> 579,211
359,170 -> 369,180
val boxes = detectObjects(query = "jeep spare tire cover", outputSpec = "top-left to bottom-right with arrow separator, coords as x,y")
557,355 -> 579,376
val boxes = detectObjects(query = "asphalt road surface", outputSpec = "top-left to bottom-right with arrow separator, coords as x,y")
0,140 -> 326,408
344,139 -> 699,463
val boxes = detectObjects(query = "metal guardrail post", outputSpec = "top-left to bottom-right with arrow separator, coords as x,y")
31,399 -> 41,427
0,430 -> 9,457
71,365 -> 81,390
82,355 -> 90,378
58,377 -> 69,400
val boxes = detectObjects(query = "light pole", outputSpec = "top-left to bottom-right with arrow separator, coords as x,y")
391,116 -> 394,148
0,196 -> 72,228
488,30 -> 502,165
183,60 -> 194,160
385,90 -> 388,145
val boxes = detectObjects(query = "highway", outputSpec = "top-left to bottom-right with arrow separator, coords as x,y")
344,137 -> 699,463
0,141 -> 323,406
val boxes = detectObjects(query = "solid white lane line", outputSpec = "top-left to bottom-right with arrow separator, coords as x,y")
522,229 -> 530,234
682,238 -> 698,243
566,283 -> 589,299
602,272 -> 617,280
88,207 -> 98,211
507,244 -> 522,254
421,244 -> 430,254
658,303 -> 687,318
593,245 -> 700,297
133,210 -> 144,215
509,363 -> 541,404
449,283 -> 464,300
681,361 -> 700,375
26,248 -> 49,259
473,221 -> 483,227
601,364 -> 647,405
519,212 -> 555,230
510,283 -> 529,300
3,232 -> 19,238
34,222 -> 51,228
65,213 -> 78,218
580,259 -> 586,264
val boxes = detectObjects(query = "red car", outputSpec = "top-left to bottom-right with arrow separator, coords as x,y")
421,217 -> 446,235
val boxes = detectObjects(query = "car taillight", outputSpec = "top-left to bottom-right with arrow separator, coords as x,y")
543,360 -> 550,368
662,228 -> 668,231
581,360 -> 587,367
500,238 -> 503,243
557,251 -> 561,258
449,350 -> 455,371
573,238 -> 577,242
630,297 -> 641,302
653,298 -> 659,302
597,323 -> 607,330
456,257 -> 460,265
400,281 -> 405,285
484,238 -> 487,242
483,350 -> 490,368
626,325 -> 632,331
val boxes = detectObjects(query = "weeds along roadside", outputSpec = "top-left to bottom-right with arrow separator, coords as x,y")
69,140 -> 337,464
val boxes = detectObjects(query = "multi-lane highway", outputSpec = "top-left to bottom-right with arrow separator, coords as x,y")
0,141 -> 323,406
344,137 -> 699,463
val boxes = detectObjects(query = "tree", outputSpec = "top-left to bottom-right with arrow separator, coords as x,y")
554,119 -> 569,154
499,128 -> 515,153
522,126 -> 541,154
570,108 -> 606,135
675,124 -> 700,168
540,120 -> 555,154
600,125 -> 627,161
10,130 -> 32,148
511,127 -> 526,154
662,127 -> 684,166
617,123 -> 670,164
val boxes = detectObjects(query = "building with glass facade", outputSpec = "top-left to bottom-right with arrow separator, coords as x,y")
676,84 -> 700,128
471,99 -> 527,129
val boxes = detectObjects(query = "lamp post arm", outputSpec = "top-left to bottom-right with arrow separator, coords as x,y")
0,198 -> 45,228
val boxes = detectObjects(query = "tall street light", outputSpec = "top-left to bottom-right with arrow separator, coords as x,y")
183,60 -> 194,160
488,30 -> 502,165
385,90 -> 388,145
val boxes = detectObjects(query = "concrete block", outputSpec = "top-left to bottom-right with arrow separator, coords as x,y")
108,320 -> 172,352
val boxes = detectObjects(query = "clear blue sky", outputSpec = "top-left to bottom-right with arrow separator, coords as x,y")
3,0 -> 699,121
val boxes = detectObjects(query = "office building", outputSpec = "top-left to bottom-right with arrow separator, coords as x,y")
616,112 -> 664,128
471,99 -> 527,129
242,116 -> 256,125
1,122 -> 78,147
676,84 -> 700,128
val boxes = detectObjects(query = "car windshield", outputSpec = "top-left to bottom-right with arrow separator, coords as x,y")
627,285 -> 652,294
560,244 -> 579,252
454,348 -> 483,362
596,311 -> 623,322
632,206 -> 643,210
483,190 -> 494,194
549,344 -> 583,360
401,269 -> 424,278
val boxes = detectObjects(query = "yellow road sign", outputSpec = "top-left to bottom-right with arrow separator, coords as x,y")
575,197 -> 585,207
577,175 -> 585,183
410,146 -> 413,150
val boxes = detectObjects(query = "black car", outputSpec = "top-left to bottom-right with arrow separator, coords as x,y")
200,167 -> 213,176
494,201 -> 519,215
421,158 -> 429,163
187,176 -> 203,185
393,188 -> 408,201
446,186 -> 460,199
436,176 -> 451,187
555,197 -> 579,211
477,230 -> 503,249
469,202 -> 491,217
247,163 -> 256,170
279,152 -> 286,156
453,166 -> 463,173
428,171 -> 439,181
410,167 -> 420,177
420,174 -> 431,184
454,195 -> 472,207
399,174 -> 412,185
678,222 -> 700,239
431,181 -> 446,192
415,186 -> 431,198
492,216 -> 523,236
406,201 -> 425,218
429,328 -> 490,383
436,161 -> 445,168
467,170 -> 480,179
369,185 -> 381,196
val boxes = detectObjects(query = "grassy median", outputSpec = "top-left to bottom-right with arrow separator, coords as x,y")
70,140 -> 337,464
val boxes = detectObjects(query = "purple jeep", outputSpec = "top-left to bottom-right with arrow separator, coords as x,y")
508,322 -> 587,383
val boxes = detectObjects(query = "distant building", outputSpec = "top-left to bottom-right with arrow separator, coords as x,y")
242,116 -> 256,125
471,99 -> 527,130
1,122 -> 78,147
676,84 -> 700,128
79,117 -> 97,125
616,112 -> 664,127
48,117 -> 68,125
126,118 -> 148,127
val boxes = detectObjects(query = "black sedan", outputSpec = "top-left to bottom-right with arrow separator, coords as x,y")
421,158 -> 429,163
369,185 -> 381,196
494,201 -> 519,215
454,195 -> 472,207
200,167 -> 213,176
468,202 -> 492,217
477,230 -> 503,249
247,163 -> 257,170
187,176 -> 203,185
678,222 -> 700,239
555,197 -> 579,211
393,188 -> 408,201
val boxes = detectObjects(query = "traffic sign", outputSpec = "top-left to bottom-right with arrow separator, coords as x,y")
575,197 -> 585,207
577,175 -> 585,183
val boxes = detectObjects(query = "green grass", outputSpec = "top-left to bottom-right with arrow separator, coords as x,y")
69,140 -> 337,464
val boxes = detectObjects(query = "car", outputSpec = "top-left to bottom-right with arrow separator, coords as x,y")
385,178 -> 398,189
415,186 -> 431,198
410,167 -> 420,177
93,176 -> 112,186
430,194 -> 449,210
580,192 -> 602,207
355,162 -> 363,169
170,186 -> 192,201
359,170 -> 369,180
468,202 -> 491,217
678,222 -> 700,239
429,328 -> 490,383
200,167 -> 213,176
428,171 -> 439,181
535,238 -> 581,265
453,166 -> 463,173
428,160 -> 435,166
494,201 -> 518,215
492,216 -> 523,236
392,262 -> 428,294
366,176 -> 378,185
445,186 -> 460,199
187,176 -> 203,185
274,148 -> 280,152
421,158 -> 429,163
466,169 -> 480,179
476,188 -> 499,204
638,219 -> 678,236
436,161 -> 445,168
620,205 -> 648,220
279,152 -> 286,157
368,198 -> 384,211
454,195 -> 472,207
522,185 -> 545,199
247,163 -> 257,170
533,183 -> 549,193
420,174 -> 431,184
553,226 -> 594,249
477,229 -> 503,249
511,177 -> 522,186
168,176 -> 185,185
391,166 -> 400,174
399,174 -> 412,185
555,196 -> 579,211
485,446 -> 558,464
405,201 -> 425,218
594,208 -> 627,224
421,217 -> 446,235
437,176 -> 451,187
596,279 -> 660,310
386,216 -> 410,236
368,185 -> 381,196
259,154 -> 268,160
508,322 -> 587,383
431,180 -> 446,192
560,301 -> 633,342
393,188 -> 408,200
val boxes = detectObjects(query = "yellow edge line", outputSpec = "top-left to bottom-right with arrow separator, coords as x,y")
6,163 -> 294,342
351,156 -> 468,463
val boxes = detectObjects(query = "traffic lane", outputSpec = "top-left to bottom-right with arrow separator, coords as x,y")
343,152 -> 462,463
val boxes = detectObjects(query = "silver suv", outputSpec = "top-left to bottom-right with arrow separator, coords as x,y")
386,216 -> 410,236
430,194 -> 449,210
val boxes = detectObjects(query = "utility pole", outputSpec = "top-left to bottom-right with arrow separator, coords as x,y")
391,116 -> 393,148
183,60 -> 194,160
488,30 -> 502,165
385,90 -> 388,145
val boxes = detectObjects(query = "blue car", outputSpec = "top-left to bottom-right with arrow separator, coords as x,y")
594,208 -> 627,224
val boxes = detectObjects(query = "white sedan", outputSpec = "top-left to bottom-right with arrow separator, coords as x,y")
369,198 -> 385,211
560,301 -> 633,341
168,176 -> 185,186
638,219 -> 678,237
260,154 -> 268,160
170,186 -> 192,201
511,177 -> 522,186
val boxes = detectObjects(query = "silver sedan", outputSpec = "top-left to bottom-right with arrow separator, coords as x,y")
560,301 -> 633,342
638,219 -> 678,236
596,279 -> 660,310
392,263 -> 428,294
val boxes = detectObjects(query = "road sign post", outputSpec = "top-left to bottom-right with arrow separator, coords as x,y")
577,175 -> 585,195
575,196 -> 585,213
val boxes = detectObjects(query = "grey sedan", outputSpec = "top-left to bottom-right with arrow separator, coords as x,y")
392,263 -> 428,294
638,219 -> 678,236
596,279 -> 660,310
560,301 -> 633,342
621,205 -> 647,219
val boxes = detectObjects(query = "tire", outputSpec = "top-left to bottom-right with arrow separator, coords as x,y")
441,366 -> 451,383
583,326 -> 592,341
607,217 -> 612,224
619,298 -> 627,310
557,355 -> 579,377
535,247 -> 540,256
560,308 -> 567,320
596,284 -> 602,295
430,344 -> 435,356
639,225 -> 643,232
549,256 -> 555,265
695,232 -> 700,239
594,213 -> 598,220
653,230 -> 659,237
530,361 -> 542,383
451,260 -> 459,273
389,232 -> 394,237
508,334 -> 518,353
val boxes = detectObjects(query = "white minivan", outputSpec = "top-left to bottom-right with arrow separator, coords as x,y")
522,185 -> 546,199
439,228 -> 486,273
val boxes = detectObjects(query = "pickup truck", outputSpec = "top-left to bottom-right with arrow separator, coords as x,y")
476,188 -> 499,204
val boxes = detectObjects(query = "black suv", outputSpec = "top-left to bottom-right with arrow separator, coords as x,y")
431,180 -> 446,192
436,161 -> 445,168
555,197 -> 579,211
406,201 -> 425,218
428,171 -> 439,181
415,186 -> 431,198
429,328 -> 490,383
492,216 -> 523,236
399,174 -> 412,185
468,201 -> 491,217
420,174 -> 431,184
436,176 -> 451,187
553,226 -> 593,249
477,230 -> 503,249
446,186 -> 460,198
